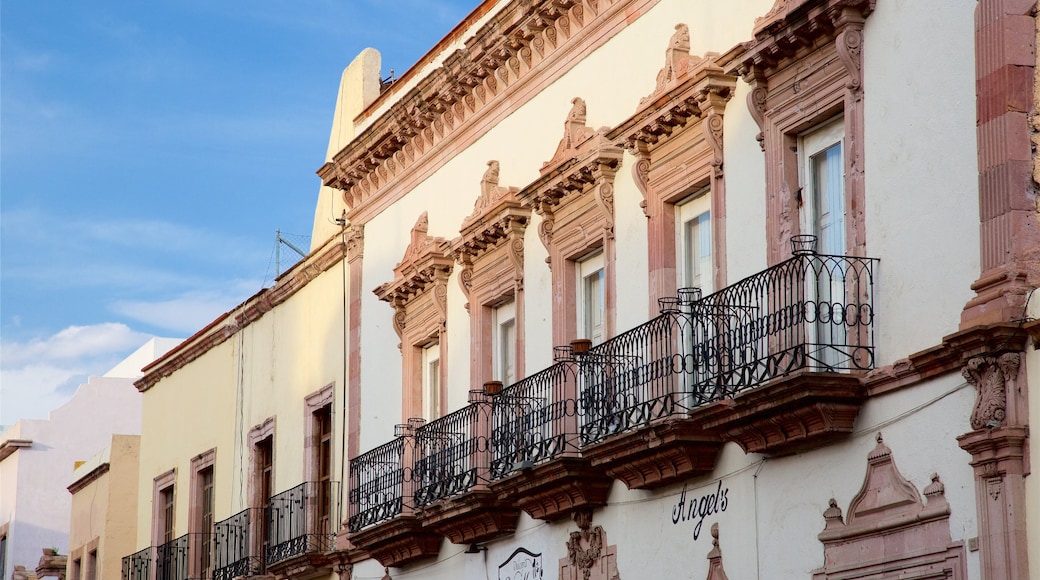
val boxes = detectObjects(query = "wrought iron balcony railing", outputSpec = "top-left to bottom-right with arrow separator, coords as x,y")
348,432 -> 409,532
265,480 -> 342,566
122,547 -> 152,580
490,360 -> 576,479
347,236 -> 877,532
213,508 -> 262,580
156,534 -> 189,580
413,399 -> 488,507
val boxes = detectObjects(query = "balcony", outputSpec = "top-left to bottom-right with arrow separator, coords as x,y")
264,481 -> 342,574
213,508 -> 261,580
122,547 -> 152,580
346,236 -> 877,564
124,483 -> 340,580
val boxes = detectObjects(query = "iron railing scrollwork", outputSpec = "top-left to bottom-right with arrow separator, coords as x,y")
265,481 -> 342,566
413,401 -> 488,506
348,434 -> 409,532
347,235 -> 877,532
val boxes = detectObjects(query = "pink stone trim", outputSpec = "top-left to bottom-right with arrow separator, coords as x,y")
454,161 -> 530,386
151,468 -> 176,547
304,384 -> 335,482
517,98 -> 623,347
318,0 -> 664,226
374,213 -> 454,420
730,0 -> 873,264
613,31 -> 736,309
813,433 -> 967,579
187,448 -> 216,578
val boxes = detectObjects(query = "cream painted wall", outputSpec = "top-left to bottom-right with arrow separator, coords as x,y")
67,435 -> 140,580
862,0 -> 979,366
135,257 -> 348,550
722,78 -> 768,284
1027,302 -> 1040,580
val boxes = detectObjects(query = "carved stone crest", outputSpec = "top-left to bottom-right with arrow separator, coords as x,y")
560,510 -> 620,580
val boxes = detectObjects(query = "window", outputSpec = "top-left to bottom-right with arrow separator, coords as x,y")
161,486 -> 175,543
71,557 -> 82,580
188,448 -> 216,578
314,404 -> 333,535
0,530 -> 7,580
493,300 -> 517,386
578,253 -> 606,345
254,435 -> 274,557
800,118 -> 845,256
86,549 -> 97,580
198,467 -> 214,574
421,343 -> 441,421
677,191 -> 712,294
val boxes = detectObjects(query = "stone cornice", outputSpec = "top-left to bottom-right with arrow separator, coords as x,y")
455,162 -> 529,265
0,439 -> 32,462
609,39 -> 737,151
729,0 -> 875,82
373,213 -> 455,309
317,0 -> 656,226
135,231 -> 351,393
517,101 -> 624,220
67,462 -> 111,495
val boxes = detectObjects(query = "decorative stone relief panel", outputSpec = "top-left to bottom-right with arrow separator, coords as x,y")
610,22 -> 736,311
454,161 -> 530,387
517,98 -> 623,346
558,510 -> 621,580
374,213 -> 454,419
730,0 -> 875,265
812,433 -> 967,579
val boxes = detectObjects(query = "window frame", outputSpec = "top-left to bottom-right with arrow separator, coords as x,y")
151,468 -> 177,548
188,448 -> 217,579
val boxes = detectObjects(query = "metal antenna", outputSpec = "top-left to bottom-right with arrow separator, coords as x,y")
275,229 -> 307,277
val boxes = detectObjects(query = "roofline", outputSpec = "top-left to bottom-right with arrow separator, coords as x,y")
136,230 -> 351,392
0,439 -> 32,462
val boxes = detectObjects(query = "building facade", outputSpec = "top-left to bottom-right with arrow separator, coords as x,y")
66,435 -> 142,580
0,338 -> 177,580
125,1 -> 1040,579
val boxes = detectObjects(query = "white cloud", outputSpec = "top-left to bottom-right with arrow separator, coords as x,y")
0,323 -> 152,424
110,281 -> 262,335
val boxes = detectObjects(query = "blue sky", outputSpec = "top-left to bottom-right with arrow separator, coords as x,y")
1,0 -> 475,424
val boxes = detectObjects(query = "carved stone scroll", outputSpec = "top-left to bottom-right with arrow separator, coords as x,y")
962,352 -> 1019,430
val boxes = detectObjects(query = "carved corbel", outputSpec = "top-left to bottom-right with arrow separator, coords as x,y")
538,210 -> 556,265
458,261 -> 473,311
591,162 -> 619,240
962,352 -> 1020,430
746,82 -> 767,151
834,11 -> 866,94
631,143 -> 651,217
507,231 -> 525,290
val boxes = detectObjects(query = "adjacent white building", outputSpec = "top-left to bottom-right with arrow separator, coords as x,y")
0,338 -> 178,579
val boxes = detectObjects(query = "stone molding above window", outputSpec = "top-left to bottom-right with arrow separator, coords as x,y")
611,22 -> 737,311
374,213 -> 454,419
813,433 -> 966,579
517,97 -> 623,346
454,160 -> 530,387
730,0 -> 874,264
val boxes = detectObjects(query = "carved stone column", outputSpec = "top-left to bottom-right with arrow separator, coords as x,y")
957,353 -> 1030,579
960,0 -> 1040,328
